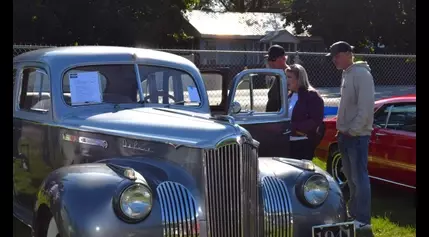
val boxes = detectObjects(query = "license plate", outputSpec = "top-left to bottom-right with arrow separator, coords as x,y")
312,221 -> 356,237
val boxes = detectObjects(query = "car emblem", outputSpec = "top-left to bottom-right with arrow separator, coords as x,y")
79,137 -> 109,149
62,133 -> 108,149
122,139 -> 154,153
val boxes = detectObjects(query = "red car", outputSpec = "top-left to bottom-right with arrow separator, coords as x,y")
315,94 -> 416,192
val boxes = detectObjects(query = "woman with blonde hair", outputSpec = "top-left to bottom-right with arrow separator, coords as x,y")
285,64 -> 325,160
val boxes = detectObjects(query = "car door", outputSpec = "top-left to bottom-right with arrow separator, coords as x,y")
13,63 -> 54,212
200,68 -> 231,115
226,68 -> 291,157
368,103 -> 392,180
370,102 -> 416,189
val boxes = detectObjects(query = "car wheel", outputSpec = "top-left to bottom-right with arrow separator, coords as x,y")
46,217 -> 60,237
327,146 -> 349,194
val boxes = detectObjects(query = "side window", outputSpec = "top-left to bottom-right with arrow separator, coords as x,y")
234,77 -> 251,112
18,67 -> 50,112
232,73 -> 281,114
138,65 -> 201,106
386,103 -> 416,132
201,72 -> 223,106
373,105 -> 390,128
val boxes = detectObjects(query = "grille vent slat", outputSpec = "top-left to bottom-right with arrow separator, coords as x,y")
204,142 -> 259,237
157,182 -> 199,237
261,176 -> 293,237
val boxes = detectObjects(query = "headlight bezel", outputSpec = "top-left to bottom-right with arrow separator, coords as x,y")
295,172 -> 330,208
113,182 -> 153,223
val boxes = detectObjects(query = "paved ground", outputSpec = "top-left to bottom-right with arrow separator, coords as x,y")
318,85 -> 415,107
230,85 -> 415,113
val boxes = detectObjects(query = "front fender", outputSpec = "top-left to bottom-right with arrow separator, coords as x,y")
258,157 -> 347,237
34,162 -> 166,237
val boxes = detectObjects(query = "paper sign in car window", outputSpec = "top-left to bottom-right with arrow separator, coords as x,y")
187,86 -> 201,103
69,71 -> 103,105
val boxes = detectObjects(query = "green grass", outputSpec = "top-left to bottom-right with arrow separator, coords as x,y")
313,157 -> 416,237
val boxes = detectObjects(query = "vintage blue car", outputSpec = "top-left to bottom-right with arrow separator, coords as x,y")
13,46 -> 353,237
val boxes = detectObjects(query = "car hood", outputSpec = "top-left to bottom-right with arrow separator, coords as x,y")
60,107 -> 242,149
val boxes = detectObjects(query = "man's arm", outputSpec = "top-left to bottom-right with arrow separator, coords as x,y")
266,77 -> 281,112
348,70 -> 375,136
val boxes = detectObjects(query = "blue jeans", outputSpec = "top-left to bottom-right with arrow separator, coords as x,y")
338,133 -> 372,224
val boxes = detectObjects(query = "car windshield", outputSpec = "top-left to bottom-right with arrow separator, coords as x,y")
62,64 -> 201,107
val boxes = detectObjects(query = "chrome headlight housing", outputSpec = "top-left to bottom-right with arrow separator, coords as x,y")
114,183 -> 153,223
296,173 -> 330,207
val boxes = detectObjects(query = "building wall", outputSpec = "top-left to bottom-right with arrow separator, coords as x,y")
199,38 -> 264,66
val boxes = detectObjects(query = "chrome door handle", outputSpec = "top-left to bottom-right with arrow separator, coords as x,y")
375,133 -> 386,136
283,129 -> 291,135
245,110 -> 255,116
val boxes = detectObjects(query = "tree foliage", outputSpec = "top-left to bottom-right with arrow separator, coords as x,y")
284,0 -> 416,53
13,0 -> 416,53
195,0 -> 290,12
13,0 -> 199,47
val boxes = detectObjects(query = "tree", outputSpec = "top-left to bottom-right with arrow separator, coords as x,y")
13,0 -> 199,47
194,0 -> 290,12
284,0 -> 416,53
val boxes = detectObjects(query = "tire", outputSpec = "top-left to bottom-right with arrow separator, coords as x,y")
46,217 -> 60,237
326,145 -> 350,199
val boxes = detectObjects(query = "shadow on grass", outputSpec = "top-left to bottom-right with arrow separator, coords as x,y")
314,157 -> 415,229
340,178 -> 415,229
369,182 -> 416,229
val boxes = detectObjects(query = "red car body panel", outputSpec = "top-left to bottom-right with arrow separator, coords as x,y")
315,94 -> 416,191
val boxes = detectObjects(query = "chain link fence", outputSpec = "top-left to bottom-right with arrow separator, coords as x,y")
13,44 -> 415,113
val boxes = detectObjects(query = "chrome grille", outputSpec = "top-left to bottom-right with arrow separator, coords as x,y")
204,142 -> 259,237
157,181 -> 200,237
261,176 -> 293,237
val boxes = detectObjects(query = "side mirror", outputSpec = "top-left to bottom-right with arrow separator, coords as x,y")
230,101 -> 242,114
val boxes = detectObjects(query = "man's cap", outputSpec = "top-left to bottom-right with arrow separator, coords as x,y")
326,41 -> 354,57
265,44 -> 286,61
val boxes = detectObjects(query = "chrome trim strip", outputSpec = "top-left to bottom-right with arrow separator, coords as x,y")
235,117 -> 291,125
369,175 -> 416,189
202,150 -> 211,237
134,63 -> 145,103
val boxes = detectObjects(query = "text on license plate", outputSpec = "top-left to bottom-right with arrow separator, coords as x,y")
312,222 -> 355,237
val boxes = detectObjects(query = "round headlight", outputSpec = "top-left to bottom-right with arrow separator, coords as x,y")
119,183 -> 152,221
302,174 -> 329,206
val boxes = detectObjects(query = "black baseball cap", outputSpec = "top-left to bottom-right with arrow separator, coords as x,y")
265,44 -> 286,61
326,41 -> 354,57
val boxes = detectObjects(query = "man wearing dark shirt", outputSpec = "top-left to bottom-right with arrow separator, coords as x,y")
265,45 -> 288,112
